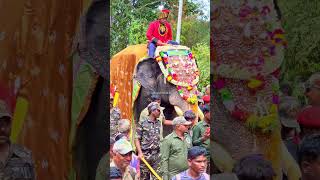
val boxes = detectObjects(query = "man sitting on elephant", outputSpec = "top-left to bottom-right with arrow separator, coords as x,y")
146,8 -> 179,58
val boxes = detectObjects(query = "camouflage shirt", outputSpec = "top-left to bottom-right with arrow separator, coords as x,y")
136,118 -> 161,151
139,106 -> 165,140
0,144 -> 36,180
110,107 -> 121,138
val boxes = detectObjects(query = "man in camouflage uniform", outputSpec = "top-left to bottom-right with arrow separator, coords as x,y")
139,94 -> 172,140
0,100 -> 36,180
135,102 -> 162,180
110,94 -> 121,138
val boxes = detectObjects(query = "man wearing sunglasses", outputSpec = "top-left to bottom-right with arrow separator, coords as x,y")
298,73 -> 320,137
111,138 -> 137,180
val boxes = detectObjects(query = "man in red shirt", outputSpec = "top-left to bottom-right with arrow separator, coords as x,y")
146,9 -> 178,58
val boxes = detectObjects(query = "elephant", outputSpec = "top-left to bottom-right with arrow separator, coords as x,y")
76,0 -> 108,79
133,57 -> 196,136
211,0 -> 301,179
71,0 -> 109,179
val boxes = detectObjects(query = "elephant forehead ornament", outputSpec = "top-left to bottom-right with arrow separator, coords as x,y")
155,45 -> 200,104
212,0 -> 287,133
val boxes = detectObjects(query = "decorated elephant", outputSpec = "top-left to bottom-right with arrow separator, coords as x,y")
132,45 -> 203,136
211,0 -> 301,179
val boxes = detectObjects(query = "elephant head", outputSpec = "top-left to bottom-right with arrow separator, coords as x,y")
133,57 -> 198,136
134,58 -> 190,118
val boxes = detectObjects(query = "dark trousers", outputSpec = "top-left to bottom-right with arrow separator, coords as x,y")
140,149 -> 161,180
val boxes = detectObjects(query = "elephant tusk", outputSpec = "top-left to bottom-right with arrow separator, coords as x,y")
174,106 -> 183,116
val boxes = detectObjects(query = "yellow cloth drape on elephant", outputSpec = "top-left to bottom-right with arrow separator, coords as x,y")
0,0 -> 82,179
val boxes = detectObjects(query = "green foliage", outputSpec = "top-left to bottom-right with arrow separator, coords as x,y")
278,0 -> 320,82
276,1 -> 320,105
192,43 -> 210,90
111,0 -> 133,56
128,19 -> 149,45
179,17 -> 209,48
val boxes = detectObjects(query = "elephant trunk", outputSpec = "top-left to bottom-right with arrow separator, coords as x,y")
169,89 -> 202,124
169,90 -> 190,114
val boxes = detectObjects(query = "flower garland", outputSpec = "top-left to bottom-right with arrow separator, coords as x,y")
213,1 -> 287,80
214,74 -> 280,133
213,1 -> 285,133
156,50 -> 200,104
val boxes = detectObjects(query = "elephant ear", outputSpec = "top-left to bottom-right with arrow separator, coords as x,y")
135,58 -> 162,91
76,0 -> 108,79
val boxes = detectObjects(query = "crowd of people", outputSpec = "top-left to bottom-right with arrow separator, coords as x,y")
105,72 -> 320,180
106,5 -> 320,180
105,84 -> 211,180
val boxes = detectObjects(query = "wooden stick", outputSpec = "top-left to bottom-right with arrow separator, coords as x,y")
140,157 -> 163,180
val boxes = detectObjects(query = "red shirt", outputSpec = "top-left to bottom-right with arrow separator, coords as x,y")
146,20 -> 173,43
297,106 -> 320,128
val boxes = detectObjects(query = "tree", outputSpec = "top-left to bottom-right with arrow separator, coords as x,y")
192,43 -> 210,91
277,0 -> 320,105
278,0 -> 320,82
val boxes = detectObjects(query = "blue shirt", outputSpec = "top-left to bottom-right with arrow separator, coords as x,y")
171,170 -> 209,180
